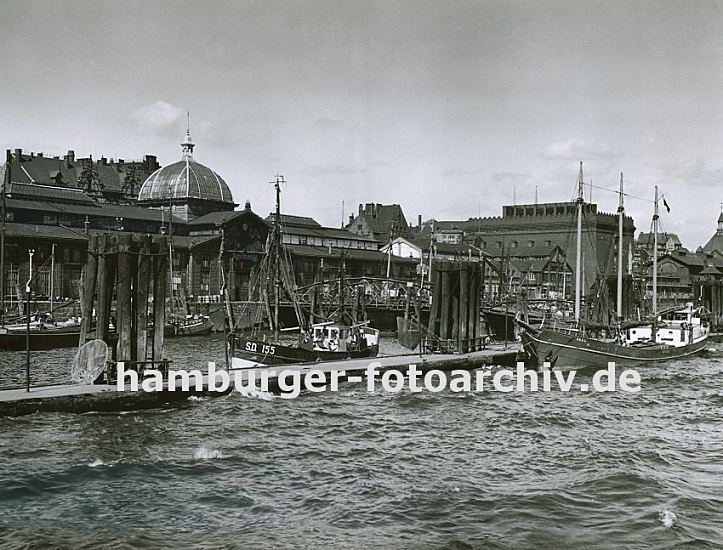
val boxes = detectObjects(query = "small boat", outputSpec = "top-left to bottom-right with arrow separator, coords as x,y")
165,314 -> 213,337
230,320 -> 379,368
0,320 -> 83,351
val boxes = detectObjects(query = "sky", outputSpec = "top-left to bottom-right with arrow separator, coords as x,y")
1,0 -> 722,248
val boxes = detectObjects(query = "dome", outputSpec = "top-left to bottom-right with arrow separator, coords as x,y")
138,159 -> 234,204
137,127 -> 234,204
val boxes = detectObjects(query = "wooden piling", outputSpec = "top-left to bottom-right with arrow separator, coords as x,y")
95,235 -> 110,342
439,264 -> 451,341
136,235 -> 152,362
116,234 -> 133,361
79,235 -> 98,347
459,265 -> 469,352
152,236 -> 167,362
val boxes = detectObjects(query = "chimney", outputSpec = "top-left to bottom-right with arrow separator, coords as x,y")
65,150 -> 75,167
349,214 -> 354,225
14,148 -> 22,161
418,214 -> 422,227
358,204 -> 363,215
37,152 -> 43,157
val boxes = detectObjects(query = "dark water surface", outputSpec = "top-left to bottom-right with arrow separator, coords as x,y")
0,335 -> 722,549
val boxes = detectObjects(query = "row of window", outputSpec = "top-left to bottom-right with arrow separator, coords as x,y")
480,240 -> 553,249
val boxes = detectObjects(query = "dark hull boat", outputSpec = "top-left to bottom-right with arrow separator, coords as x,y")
0,324 -> 82,351
483,307 -> 543,341
0,323 -> 119,351
230,325 -> 379,368
165,316 -> 213,337
519,324 -> 709,370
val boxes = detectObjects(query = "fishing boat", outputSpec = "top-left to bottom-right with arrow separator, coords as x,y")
165,314 -> 213,337
517,165 -> 709,369
0,317 -> 83,351
228,175 -> 379,368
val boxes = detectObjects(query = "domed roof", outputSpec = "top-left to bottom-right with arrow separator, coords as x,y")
137,129 -> 234,204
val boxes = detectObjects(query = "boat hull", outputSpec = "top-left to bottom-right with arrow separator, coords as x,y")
230,335 -> 379,368
396,316 -> 421,351
165,317 -> 213,337
520,327 -> 709,369
483,308 -> 542,341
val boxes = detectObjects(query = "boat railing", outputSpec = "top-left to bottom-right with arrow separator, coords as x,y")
421,334 -> 488,354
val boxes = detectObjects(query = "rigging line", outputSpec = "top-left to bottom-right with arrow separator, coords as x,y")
588,182 -> 655,204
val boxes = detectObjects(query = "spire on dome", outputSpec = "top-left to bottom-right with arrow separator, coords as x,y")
181,111 -> 194,160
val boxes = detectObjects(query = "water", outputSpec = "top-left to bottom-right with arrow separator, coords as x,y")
0,336 -> 722,548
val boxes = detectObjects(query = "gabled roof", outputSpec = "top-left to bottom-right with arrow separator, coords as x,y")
702,232 -> 723,255
348,204 -> 409,238
637,232 -> 681,245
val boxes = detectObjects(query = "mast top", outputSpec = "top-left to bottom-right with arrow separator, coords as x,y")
576,161 -> 584,204
618,172 -> 624,211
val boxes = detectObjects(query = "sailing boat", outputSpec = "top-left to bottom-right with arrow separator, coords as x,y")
517,164 -> 709,369
228,175 -> 379,368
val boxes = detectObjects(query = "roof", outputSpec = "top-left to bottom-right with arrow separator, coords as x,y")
5,197 -> 184,224
637,232 -> 682,245
348,204 -> 409,237
5,182 -> 95,205
188,208 -> 269,229
702,232 -> 723,255
2,222 -> 89,242
138,160 -> 233,204
268,214 -> 322,228
286,244 -> 417,263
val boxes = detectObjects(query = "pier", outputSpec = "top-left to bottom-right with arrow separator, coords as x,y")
0,344 -> 519,417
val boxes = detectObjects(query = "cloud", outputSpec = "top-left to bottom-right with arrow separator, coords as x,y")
130,101 -> 185,135
656,158 -> 722,188
442,167 -> 488,177
490,172 -> 533,185
541,138 -> 622,160
302,164 -> 370,177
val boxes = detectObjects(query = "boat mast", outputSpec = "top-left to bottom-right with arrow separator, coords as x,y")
1,151 -> 9,325
574,161 -> 584,323
653,185 -> 659,317
616,173 -> 624,321
168,186 -> 174,316
273,174 -> 284,341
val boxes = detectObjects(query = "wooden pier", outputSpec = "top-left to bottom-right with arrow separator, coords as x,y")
0,344 -> 520,416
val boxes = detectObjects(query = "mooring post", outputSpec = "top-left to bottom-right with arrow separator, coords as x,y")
136,235 -> 152,363
79,234 -> 98,347
440,263 -> 451,343
95,235 -> 109,341
116,233 -> 133,362
474,264 -> 483,346
459,263 -> 469,353
152,235 -> 168,366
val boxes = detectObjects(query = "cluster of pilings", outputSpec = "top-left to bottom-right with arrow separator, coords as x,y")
79,234 -> 169,370
424,261 -> 485,353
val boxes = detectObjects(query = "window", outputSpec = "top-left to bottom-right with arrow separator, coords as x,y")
528,272 -> 535,281
511,241 -> 518,248
545,240 -> 551,247
528,240 -> 534,247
